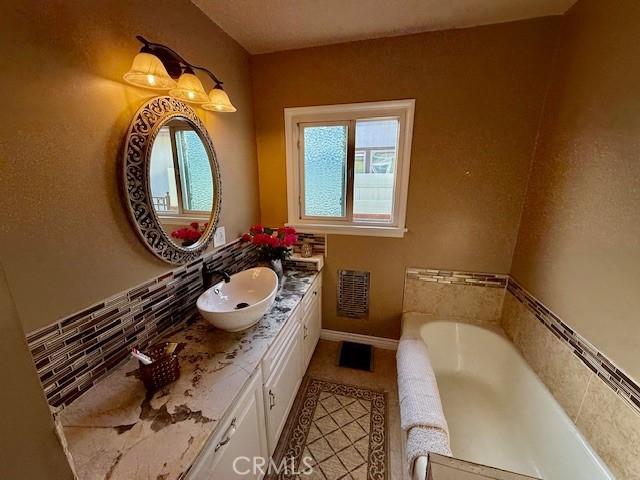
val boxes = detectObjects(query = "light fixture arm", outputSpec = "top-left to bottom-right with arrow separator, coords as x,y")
136,35 -> 224,88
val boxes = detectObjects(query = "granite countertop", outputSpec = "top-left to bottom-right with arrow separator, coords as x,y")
59,269 -> 318,480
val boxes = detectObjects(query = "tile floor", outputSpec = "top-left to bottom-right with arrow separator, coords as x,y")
304,340 -> 404,479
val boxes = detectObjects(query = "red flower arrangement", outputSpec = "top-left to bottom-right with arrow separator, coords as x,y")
171,222 -> 208,247
241,225 -> 298,261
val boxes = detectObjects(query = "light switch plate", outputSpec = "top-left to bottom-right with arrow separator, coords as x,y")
213,226 -> 226,247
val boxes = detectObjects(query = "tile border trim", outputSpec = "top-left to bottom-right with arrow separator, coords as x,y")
406,268 -> 508,288
507,277 -> 640,415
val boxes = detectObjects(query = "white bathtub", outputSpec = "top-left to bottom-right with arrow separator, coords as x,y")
402,315 -> 613,480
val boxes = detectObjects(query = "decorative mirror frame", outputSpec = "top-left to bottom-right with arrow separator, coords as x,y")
122,96 -> 222,264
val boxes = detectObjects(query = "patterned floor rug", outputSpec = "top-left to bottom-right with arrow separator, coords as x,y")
270,377 -> 388,480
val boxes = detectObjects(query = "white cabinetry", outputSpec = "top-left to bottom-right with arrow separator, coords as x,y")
263,323 -> 303,454
188,272 -> 322,478
188,368 -> 268,480
301,276 -> 322,369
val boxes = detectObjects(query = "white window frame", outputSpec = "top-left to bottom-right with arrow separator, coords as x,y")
284,99 -> 415,238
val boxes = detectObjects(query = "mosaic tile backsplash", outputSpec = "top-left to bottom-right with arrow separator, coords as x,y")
292,232 -> 326,255
284,258 -> 321,271
26,240 -> 258,408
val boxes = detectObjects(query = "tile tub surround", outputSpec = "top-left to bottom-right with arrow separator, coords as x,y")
26,239 -> 259,409
58,269 -> 318,480
502,279 -> 640,479
403,268 -> 508,326
504,278 -> 640,414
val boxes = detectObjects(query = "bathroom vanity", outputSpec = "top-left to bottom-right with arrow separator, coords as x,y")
188,270 -> 322,479
58,268 -> 322,480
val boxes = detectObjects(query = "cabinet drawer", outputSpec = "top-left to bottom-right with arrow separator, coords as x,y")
264,324 -> 303,454
188,368 -> 268,480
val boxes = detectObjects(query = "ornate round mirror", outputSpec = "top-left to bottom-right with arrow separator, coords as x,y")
123,96 -> 222,264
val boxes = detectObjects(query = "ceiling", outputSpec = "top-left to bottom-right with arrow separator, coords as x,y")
193,0 -> 576,54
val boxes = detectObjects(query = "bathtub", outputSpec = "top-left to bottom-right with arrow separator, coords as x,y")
402,314 -> 613,480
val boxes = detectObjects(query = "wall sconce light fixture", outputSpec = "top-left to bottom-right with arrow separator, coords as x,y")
123,35 -> 237,112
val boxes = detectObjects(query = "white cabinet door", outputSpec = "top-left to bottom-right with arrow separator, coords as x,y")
263,324 -> 303,454
188,368 -> 268,480
262,308 -> 300,382
302,289 -> 321,369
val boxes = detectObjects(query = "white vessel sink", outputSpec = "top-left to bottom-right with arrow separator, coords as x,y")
197,267 -> 279,332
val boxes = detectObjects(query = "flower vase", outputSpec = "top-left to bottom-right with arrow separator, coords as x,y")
259,258 -> 284,285
271,259 -> 284,285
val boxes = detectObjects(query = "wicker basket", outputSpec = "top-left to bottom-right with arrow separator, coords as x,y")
139,343 -> 180,391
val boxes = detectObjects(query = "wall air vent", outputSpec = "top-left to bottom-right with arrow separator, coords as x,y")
337,270 -> 370,319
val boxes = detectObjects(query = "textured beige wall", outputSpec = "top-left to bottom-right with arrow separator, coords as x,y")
251,18 -> 560,338
0,263 -> 74,479
511,0 -> 640,382
0,0 -> 259,333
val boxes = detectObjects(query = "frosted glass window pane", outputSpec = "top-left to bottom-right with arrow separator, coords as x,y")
175,130 -> 213,212
149,127 -> 179,214
303,125 -> 347,217
353,119 -> 399,223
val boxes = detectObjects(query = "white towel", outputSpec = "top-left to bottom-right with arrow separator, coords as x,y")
405,426 -> 452,468
397,337 -> 452,472
396,338 -> 449,433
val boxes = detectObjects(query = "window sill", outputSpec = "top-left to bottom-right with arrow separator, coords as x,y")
286,223 -> 407,238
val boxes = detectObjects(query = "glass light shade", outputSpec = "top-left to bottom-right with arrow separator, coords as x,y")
123,52 -> 177,90
169,73 -> 209,104
202,86 -> 237,112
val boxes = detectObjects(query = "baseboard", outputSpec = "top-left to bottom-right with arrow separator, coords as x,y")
320,329 -> 399,350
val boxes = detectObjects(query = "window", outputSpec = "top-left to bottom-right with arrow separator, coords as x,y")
301,124 -> 348,218
285,100 -> 414,237
149,121 -> 213,220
